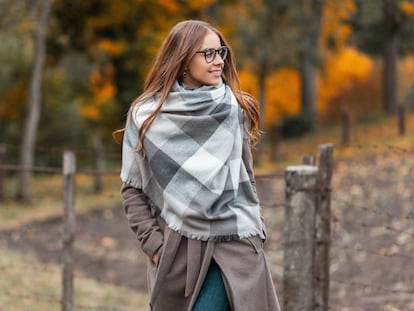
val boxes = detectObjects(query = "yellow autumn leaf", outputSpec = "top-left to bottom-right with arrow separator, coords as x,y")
265,68 -> 301,127
397,54 -> 414,99
318,47 -> 374,113
81,105 -> 101,120
401,1 -> 414,15
239,68 -> 259,98
321,0 -> 356,50
89,64 -> 117,105
95,83 -> 116,104
98,39 -> 126,57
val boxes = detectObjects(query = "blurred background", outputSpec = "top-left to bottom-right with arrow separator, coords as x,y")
1,0 -> 414,169
1,0 -> 414,310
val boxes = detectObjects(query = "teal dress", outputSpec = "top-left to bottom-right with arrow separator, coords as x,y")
192,260 -> 230,311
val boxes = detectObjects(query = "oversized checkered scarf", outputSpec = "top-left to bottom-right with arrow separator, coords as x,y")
121,80 -> 264,241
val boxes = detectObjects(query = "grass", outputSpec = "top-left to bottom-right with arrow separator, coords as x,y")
0,173 -> 123,230
0,173 -> 149,310
255,111 -> 414,173
0,246 -> 148,311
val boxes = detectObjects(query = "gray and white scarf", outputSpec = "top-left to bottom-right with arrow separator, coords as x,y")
121,80 -> 265,241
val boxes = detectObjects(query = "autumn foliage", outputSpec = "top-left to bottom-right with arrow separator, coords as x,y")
237,0 -> 414,130
1,0 -> 414,148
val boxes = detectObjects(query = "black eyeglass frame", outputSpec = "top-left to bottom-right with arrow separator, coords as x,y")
195,46 -> 228,63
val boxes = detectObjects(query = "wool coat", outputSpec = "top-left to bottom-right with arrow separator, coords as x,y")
121,139 -> 281,311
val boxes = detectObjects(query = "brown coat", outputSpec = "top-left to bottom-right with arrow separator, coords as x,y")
122,184 -> 280,311
121,139 -> 280,310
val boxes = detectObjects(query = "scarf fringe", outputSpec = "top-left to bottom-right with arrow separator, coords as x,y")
164,216 -> 263,242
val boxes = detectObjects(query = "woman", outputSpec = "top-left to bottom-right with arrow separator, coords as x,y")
119,20 -> 280,311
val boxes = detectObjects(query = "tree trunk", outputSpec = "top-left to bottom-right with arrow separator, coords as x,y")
18,0 -> 53,202
206,1 -> 218,20
93,134 -> 105,193
383,0 -> 402,115
300,57 -> 317,123
254,63 -> 267,165
299,0 -> 323,127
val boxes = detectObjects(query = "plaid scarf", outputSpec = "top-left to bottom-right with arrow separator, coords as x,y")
121,80 -> 264,241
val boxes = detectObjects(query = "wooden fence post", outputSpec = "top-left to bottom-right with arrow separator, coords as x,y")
341,106 -> 350,146
302,154 -> 316,166
93,136 -> 105,193
270,124 -> 282,162
62,151 -> 76,311
398,104 -> 406,136
283,165 -> 318,311
314,144 -> 333,311
0,144 -> 6,201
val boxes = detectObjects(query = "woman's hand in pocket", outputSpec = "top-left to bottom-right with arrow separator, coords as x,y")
152,250 -> 160,265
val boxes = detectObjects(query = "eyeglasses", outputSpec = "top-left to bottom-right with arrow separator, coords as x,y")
195,46 -> 228,63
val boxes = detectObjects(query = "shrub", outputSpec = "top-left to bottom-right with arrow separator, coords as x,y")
281,114 -> 314,138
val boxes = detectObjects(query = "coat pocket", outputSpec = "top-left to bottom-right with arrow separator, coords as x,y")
246,235 -> 264,254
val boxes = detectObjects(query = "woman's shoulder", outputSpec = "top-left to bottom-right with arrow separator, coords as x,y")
130,96 -> 157,125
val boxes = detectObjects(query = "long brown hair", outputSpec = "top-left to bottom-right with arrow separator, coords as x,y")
131,20 -> 260,152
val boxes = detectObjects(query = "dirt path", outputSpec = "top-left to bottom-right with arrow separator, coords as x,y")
1,205 -> 149,291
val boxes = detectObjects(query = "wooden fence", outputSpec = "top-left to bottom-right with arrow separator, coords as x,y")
0,143 -> 334,310
3,139 -> 414,311
55,144 -> 333,311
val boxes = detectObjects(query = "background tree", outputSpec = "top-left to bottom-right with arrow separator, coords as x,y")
18,0 -> 54,202
383,0 -> 407,115
49,0 -> 220,148
225,0 -> 294,162
297,0 -> 324,127
2,0 -> 414,185
0,1 -> 34,145
347,0 -> 414,115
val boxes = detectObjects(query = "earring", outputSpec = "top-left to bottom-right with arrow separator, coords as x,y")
183,71 -> 187,78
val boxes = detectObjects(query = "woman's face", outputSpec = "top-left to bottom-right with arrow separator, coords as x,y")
183,30 -> 225,89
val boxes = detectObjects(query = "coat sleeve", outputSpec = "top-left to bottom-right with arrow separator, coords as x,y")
121,183 -> 164,259
242,137 -> 267,240
242,136 -> 257,190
